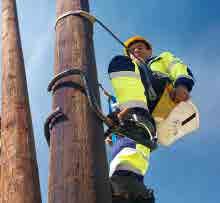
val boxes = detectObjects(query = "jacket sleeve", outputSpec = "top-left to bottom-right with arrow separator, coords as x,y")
108,55 -> 135,74
160,52 -> 195,91
108,55 -> 148,110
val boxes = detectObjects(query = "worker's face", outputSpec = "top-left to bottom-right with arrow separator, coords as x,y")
128,42 -> 152,61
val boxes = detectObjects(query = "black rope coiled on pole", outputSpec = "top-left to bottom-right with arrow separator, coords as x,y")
48,68 -> 113,127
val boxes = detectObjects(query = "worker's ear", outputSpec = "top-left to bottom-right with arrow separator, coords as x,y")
108,55 -> 135,73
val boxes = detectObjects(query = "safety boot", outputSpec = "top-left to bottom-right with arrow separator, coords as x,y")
110,171 -> 155,203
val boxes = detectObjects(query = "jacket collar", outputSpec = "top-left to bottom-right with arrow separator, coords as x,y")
145,56 -> 161,66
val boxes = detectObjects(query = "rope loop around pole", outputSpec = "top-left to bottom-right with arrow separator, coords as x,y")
54,10 -> 126,48
55,10 -> 96,29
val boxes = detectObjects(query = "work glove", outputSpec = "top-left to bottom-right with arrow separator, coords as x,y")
107,111 -> 121,126
105,135 -> 113,145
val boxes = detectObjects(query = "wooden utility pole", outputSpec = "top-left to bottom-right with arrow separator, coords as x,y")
1,1 -> 42,203
0,116 -> 1,201
48,0 -> 111,203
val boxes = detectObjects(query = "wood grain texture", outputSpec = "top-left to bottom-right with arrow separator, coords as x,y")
0,1 -> 42,203
48,0 -> 112,203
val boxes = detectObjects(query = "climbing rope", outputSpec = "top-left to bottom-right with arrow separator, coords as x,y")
55,9 -> 157,101
54,10 -> 128,102
55,10 -> 126,49
47,68 -> 113,127
45,10 -> 158,149
45,67 -> 157,149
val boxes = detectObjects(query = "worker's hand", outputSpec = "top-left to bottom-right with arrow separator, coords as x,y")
170,85 -> 189,103
105,136 -> 113,145
130,54 -> 145,64
117,108 -> 130,121
107,111 -> 120,126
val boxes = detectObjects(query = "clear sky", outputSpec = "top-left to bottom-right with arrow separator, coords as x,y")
0,1 -> 220,203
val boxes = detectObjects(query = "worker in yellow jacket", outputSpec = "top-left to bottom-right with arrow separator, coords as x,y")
107,36 -> 194,202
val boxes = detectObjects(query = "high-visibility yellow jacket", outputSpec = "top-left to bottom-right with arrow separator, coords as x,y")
108,52 -> 194,177
108,51 -> 194,111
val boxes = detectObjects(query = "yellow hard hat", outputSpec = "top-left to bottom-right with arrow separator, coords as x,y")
123,36 -> 152,56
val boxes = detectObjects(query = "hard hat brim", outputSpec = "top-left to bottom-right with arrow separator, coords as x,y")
124,36 -> 152,56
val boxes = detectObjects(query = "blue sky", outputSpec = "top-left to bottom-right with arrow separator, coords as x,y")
1,1 -> 220,203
